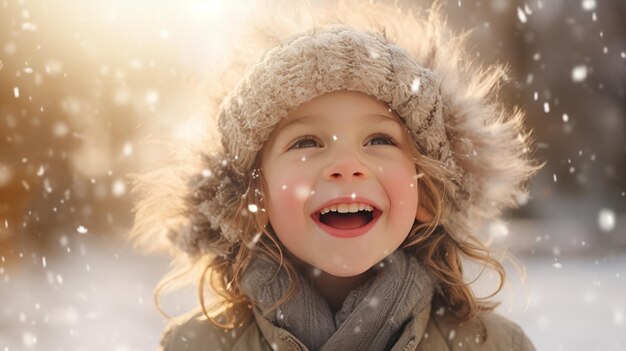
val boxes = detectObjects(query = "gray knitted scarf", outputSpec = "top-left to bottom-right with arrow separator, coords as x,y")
240,249 -> 434,351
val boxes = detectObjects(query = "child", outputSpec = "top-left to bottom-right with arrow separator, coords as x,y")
130,2 -> 541,350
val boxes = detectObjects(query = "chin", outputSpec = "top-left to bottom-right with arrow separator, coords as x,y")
317,259 -> 376,278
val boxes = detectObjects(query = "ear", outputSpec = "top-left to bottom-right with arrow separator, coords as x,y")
414,173 -> 433,223
416,204 -> 433,223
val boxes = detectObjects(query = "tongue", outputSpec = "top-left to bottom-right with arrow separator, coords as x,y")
321,212 -> 370,229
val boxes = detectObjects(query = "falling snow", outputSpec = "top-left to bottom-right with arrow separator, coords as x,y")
295,185 -> 310,200
571,65 -> 588,82
516,7 -> 527,23
21,22 -> 37,31
145,90 -> 159,105
246,232 -> 262,249
488,219 -> 510,239
368,48 -> 380,59
111,179 -> 126,197
411,78 -> 421,94
597,209 -> 616,232
615,310 -> 624,325
122,142 -> 133,157
581,0 -> 596,11
0,2 -> 624,351
52,122 -> 69,137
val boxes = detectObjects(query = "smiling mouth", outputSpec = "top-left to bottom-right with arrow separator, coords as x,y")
320,211 -> 372,229
313,209 -> 382,229
311,208 -> 382,238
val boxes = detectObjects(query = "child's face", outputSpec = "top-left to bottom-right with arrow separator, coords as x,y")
261,90 -> 430,277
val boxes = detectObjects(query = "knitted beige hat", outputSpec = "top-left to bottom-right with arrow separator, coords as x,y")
166,17 -> 540,257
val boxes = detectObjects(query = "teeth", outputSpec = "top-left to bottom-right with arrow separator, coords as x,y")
319,203 -> 374,215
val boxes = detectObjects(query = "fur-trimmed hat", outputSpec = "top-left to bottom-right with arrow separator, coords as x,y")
158,6 -> 540,257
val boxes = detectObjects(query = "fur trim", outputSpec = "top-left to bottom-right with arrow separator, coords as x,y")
130,1 -> 541,257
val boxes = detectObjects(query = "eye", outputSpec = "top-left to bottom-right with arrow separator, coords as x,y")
289,135 -> 321,149
366,134 -> 397,146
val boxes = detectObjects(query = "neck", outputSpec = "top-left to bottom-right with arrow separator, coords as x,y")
295,263 -> 376,314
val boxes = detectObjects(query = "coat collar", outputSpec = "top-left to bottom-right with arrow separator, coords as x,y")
246,302 -> 433,351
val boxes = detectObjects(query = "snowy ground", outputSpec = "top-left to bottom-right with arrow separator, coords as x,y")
497,254 -> 626,351
1,231 -> 625,351
0,234 -> 170,351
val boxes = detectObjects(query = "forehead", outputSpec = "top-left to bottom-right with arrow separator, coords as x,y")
273,90 -> 404,132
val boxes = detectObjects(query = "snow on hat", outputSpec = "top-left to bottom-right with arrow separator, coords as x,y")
169,16 -> 540,257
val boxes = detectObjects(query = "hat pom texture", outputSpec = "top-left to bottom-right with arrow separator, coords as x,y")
131,2 -> 540,258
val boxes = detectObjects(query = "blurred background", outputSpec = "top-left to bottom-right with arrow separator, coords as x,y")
0,0 -> 624,350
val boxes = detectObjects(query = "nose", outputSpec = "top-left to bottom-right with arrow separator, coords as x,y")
324,146 -> 368,181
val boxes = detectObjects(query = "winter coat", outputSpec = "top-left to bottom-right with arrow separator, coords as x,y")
159,303 -> 535,351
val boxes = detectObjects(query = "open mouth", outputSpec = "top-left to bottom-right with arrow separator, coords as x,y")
318,210 -> 374,229
311,207 -> 383,238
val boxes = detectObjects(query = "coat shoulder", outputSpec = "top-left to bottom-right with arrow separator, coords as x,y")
425,310 -> 536,351
477,311 -> 535,351
159,309 -> 269,351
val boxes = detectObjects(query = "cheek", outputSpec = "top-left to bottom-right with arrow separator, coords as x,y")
378,158 -> 419,215
264,165 -> 314,224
